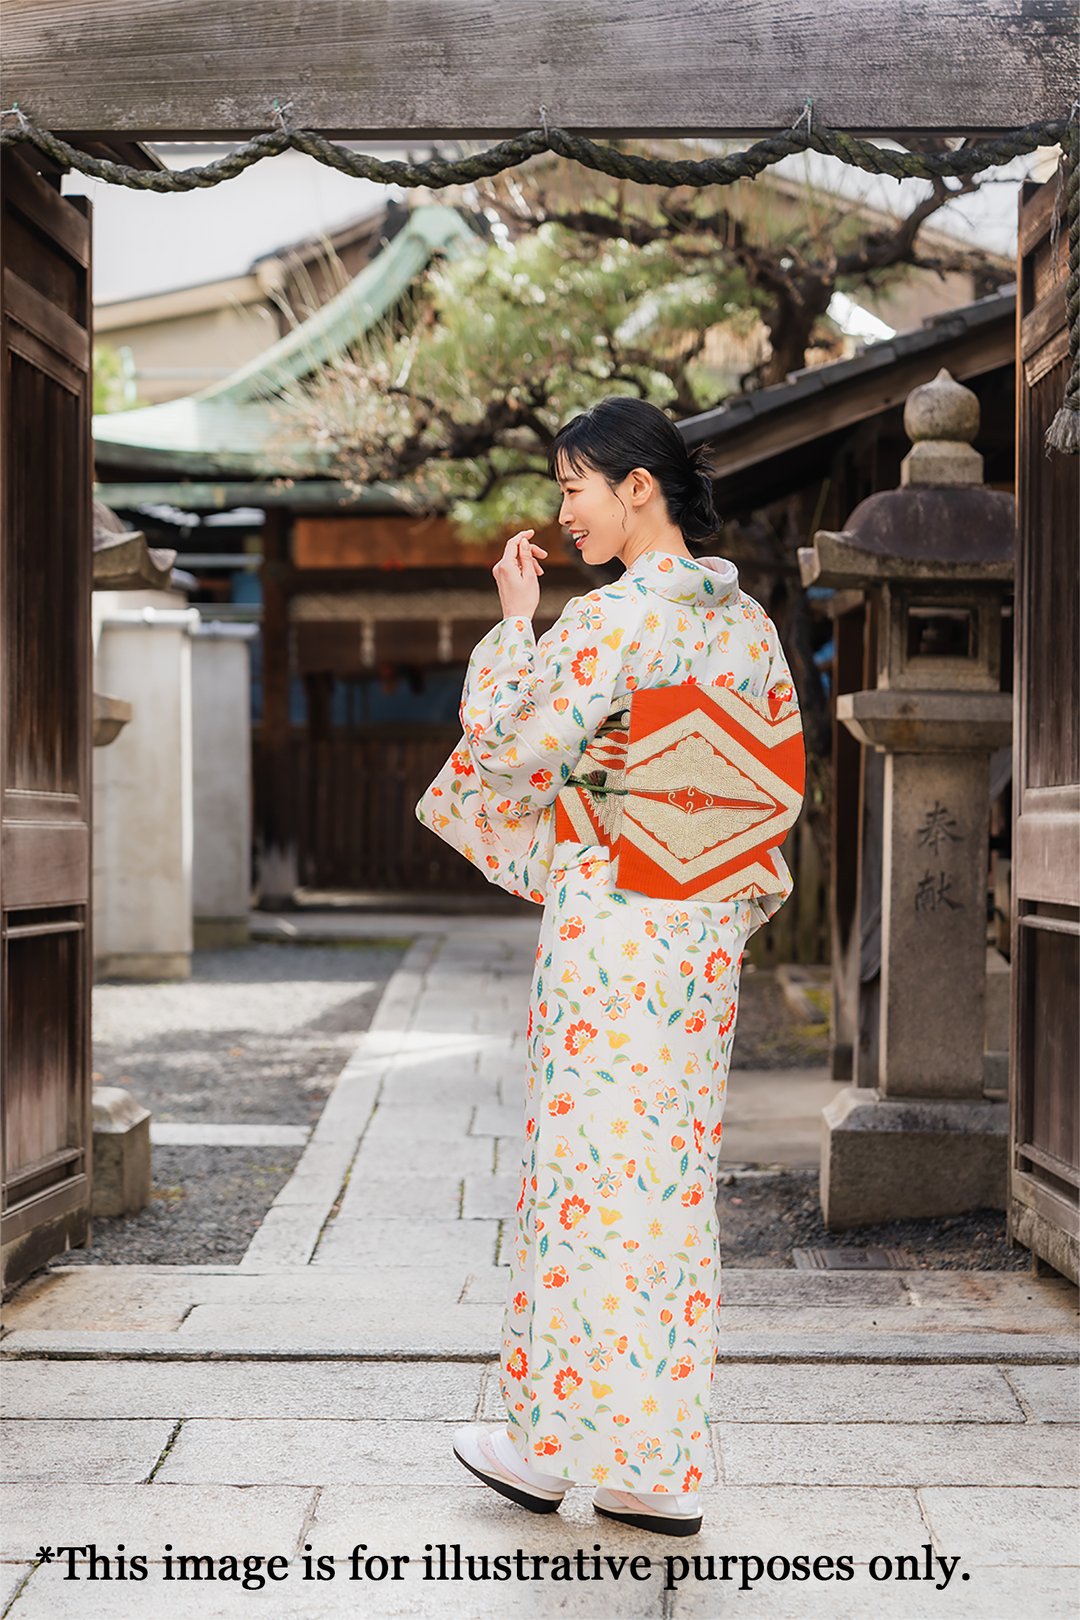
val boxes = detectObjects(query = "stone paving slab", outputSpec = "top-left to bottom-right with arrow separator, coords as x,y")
471,1103 -> 527,1137
0,1483 -> 314,1561
350,1136 -> 496,1181
312,1217 -> 501,1272
461,1173 -> 520,1220
1004,1363 -> 1080,1421
149,1123 -> 311,1147
669,1567 -> 1078,1620
0,1560 -> 665,1620
715,1421 -> 1078,1487
2,1270 -> 207,1334
719,1272 -> 910,1306
1,1361 -> 486,1422
0,1419 -> 176,1485
360,1104 -> 478,1144
336,1175 -> 464,1222
918,1486 -> 1080,1565
709,1363 -> 1025,1423
0,1566 -> 33,1610
155,1419 -> 479,1486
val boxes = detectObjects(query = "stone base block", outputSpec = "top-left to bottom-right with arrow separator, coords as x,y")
821,1087 -> 1007,1231
94,951 -> 191,982
193,917 -> 250,949
92,1088 -> 151,1217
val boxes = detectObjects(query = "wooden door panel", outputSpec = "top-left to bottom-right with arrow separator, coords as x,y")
1,151 -> 93,1288
1010,174 -> 1080,1284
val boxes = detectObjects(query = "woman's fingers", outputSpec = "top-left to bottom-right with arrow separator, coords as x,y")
495,530 -> 546,579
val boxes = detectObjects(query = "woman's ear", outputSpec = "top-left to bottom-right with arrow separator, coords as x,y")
627,467 -> 655,508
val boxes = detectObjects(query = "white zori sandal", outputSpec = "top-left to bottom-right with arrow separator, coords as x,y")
453,1425 -> 572,1514
593,1487 -> 703,1537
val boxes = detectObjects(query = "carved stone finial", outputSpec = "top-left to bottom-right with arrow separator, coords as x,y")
901,368 -> 983,487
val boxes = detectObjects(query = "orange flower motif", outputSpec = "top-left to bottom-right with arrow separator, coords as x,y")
612,1413 -> 630,1426
660,1309 -> 673,1324
633,1099 -> 647,1115
450,749 -> 474,776
694,1120 -> 705,1152
559,915 -> 585,940
614,1335 -> 628,1354
679,960 -> 693,976
564,1019 -> 598,1055
559,1194 -> 591,1231
684,1289 -> 710,1327
530,768 -> 553,791
671,1357 -> 695,1380
513,1291 -> 528,1314
711,1121 -> 723,1145
571,647 -> 599,685
535,1435 -> 561,1456
704,947 -> 732,984
506,1348 -> 528,1381
542,1266 -> 569,1289
614,1447 -> 628,1464
554,697 -> 569,713
671,1135 -> 685,1151
553,1366 -> 583,1401
633,982 -> 647,1000
548,1093 -> 574,1116
681,1184 -> 704,1207
644,920 -> 657,937
683,1465 -> 703,1492
685,1011 -> 706,1033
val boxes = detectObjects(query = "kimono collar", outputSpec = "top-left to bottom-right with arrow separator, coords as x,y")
627,551 -> 740,607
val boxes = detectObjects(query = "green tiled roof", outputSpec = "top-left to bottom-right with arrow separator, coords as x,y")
94,206 -> 478,479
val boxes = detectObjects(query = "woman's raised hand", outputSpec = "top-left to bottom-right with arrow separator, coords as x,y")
492,529 -> 547,620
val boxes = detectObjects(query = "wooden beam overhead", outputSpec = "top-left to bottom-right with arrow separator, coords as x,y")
4,1 -> 1074,142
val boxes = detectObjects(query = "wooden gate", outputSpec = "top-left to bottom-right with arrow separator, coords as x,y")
0,152 -> 94,1289
1010,174 -> 1080,1282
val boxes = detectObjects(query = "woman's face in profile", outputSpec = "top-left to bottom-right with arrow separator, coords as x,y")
556,460 -> 634,568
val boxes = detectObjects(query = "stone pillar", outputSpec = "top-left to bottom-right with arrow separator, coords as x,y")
192,625 -> 255,948
881,752 -> 990,1098
92,595 -> 198,980
799,371 -> 1014,1228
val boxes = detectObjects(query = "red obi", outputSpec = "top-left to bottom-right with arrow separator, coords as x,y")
554,682 -> 804,901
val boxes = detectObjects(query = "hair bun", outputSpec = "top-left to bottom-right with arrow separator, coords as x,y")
677,444 -> 719,542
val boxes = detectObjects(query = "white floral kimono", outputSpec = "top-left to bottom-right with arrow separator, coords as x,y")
417,553 -> 798,1495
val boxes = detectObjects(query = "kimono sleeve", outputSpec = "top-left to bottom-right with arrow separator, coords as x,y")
415,595 -> 631,902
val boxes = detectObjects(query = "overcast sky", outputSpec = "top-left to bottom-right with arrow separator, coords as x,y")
63,141 -> 1057,308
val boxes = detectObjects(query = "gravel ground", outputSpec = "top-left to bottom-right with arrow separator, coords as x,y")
719,1170 -> 1027,1271
59,940 -> 405,1268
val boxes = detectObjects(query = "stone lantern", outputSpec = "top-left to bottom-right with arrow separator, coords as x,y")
799,370 -> 1013,1228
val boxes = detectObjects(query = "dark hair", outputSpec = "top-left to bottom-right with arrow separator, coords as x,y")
547,395 -> 718,542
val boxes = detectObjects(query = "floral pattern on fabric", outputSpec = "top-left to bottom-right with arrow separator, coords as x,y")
416,553 -> 800,1492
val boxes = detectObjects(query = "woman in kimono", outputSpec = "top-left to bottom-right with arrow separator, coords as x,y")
417,396 -> 801,1536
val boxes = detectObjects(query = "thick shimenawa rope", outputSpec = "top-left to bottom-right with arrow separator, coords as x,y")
1045,112 -> 1079,455
2,107 -> 1075,447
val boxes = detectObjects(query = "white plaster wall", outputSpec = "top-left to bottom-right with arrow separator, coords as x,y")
93,600 -> 195,974
191,633 -> 252,922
